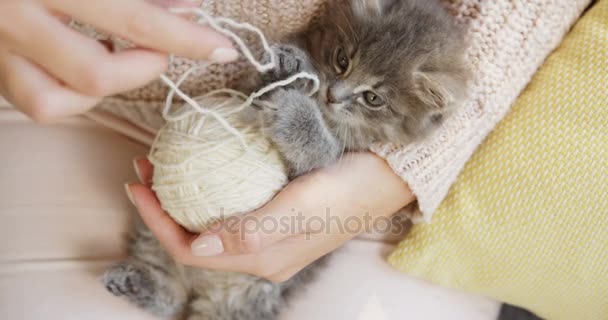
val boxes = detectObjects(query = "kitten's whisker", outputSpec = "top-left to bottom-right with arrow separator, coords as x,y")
339,125 -> 350,173
340,125 -> 347,159
342,126 -> 353,172
336,125 -> 346,171
333,22 -> 350,43
347,127 -> 353,156
338,8 -> 359,43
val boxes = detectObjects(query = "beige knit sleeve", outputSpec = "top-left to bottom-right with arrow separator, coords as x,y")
372,0 -> 592,222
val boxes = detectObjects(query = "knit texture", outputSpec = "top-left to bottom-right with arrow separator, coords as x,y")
388,1 -> 608,318
86,0 -> 591,221
371,0 -> 591,221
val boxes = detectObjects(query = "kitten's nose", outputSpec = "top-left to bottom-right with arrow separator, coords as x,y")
326,87 -> 337,104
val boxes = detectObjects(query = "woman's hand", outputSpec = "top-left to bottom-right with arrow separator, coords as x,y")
0,0 -> 238,122
126,153 -> 415,282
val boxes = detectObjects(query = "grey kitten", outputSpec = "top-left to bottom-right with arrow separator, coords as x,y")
260,0 -> 470,177
102,0 -> 470,319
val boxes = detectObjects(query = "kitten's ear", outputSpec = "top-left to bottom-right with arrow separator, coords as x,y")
413,71 -> 466,110
351,0 -> 397,17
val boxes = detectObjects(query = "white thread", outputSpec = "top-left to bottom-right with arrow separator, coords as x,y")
149,9 -> 320,231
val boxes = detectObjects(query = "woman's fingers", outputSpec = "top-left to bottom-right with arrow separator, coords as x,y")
126,183 -> 197,259
0,48 -> 99,122
189,154 -> 415,259
266,264 -> 307,283
0,0 -> 238,121
133,157 -> 154,186
126,177 -> 337,278
45,0 -> 238,62
201,193 -> 310,256
189,231 -> 342,278
129,154 -> 416,280
128,153 -> 416,279
146,0 -> 201,20
7,7 -> 167,97
126,182 -> 253,272
132,158 -> 340,257
193,160 -> 375,256
147,0 -> 202,10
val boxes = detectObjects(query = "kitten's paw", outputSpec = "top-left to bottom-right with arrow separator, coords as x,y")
262,89 -> 340,176
262,44 -> 312,83
102,261 -> 155,303
103,260 -> 188,317
262,89 -> 313,129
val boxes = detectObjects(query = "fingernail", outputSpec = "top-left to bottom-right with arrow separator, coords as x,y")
191,235 -> 224,256
124,183 -> 136,206
150,0 -> 201,8
133,159 -> 144,184
175,0 -> 202,4
209,48 -> 239,63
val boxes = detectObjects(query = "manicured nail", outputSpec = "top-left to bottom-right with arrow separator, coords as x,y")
133,159 -> 144,184
209,48 -> 239,63
176,0 -> 202,4
151,0 -> 201,8
191,235 -> 224,256
124,183 -> 136,206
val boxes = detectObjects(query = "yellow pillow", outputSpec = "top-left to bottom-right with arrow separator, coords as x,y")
389,2 -> 608,319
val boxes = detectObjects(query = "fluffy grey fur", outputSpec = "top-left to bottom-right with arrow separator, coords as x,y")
103,0 -> 470,319
103,217 -> 321,320
259,0 -> 470,176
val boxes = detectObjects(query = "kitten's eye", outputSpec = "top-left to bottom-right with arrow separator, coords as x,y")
335,48 -> 349,73
363,91 -> 384,108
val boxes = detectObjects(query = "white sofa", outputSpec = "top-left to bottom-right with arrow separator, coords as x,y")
0,103 -> 500,320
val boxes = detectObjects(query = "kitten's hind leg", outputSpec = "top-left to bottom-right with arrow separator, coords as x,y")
183,258 -> 326,320
102,218 -> 189,317
186,272 -> 284,320
103,259 -> 187,317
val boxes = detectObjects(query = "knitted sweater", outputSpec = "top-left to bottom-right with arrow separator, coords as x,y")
87,0 -> 591,222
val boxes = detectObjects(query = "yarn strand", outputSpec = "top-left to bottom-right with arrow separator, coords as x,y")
155,7 -> 320,157
148,9 -> 320,231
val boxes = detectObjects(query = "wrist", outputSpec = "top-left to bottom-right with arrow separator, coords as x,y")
316,152 -> 415,218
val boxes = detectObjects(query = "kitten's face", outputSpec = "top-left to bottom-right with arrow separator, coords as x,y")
301,0 -> 470,149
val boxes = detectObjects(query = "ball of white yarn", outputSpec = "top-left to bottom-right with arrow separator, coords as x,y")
150,96 -> 288,232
